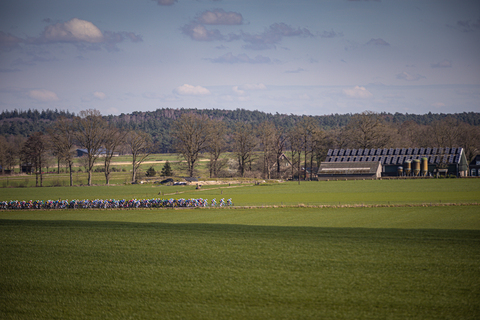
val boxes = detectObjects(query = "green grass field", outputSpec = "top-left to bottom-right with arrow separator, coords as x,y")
1,179 -> 479,206
1,179 -> 479,319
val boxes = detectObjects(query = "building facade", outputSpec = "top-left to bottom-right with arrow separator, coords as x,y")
469,155 -> 480,177
325,147 -> 468,177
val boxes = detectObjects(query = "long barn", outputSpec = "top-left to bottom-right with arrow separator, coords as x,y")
323,147 -> 468,178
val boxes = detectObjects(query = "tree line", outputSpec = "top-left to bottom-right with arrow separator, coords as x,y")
169,111 -> 480,180
2,108 -> 480,153
0,110 -> 151,186
1,108 -> 479,184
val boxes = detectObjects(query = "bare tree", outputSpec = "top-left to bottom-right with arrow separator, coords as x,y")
4,138 -> 17,173
232,122 -> 257,177
295,117 -> 318,180
288,128 -> 302,180
341,111 -> 395,149
0,136 -> 17,174
457,124 -> 480,163
48,118 -> 77,186
21,132 -> 46,187
258,121 -> 277,179
127,130 -> 152,183
8,135 -> 25,173
273,127 -> 287,178
171,113 -> 210,177
205,119 -> 227,178
397,120 -> 424,147
103,126 -> 127,185
0,136 -> 7,174
312,128 -> 326,174
74,109 -> 106,186
428,117 -> 461,147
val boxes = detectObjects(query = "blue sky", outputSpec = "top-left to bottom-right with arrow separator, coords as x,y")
0,0 -> 479,116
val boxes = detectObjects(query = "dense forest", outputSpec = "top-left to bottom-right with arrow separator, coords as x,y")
2,108 -> 480,154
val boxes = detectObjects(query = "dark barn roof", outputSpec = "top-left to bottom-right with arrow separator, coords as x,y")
326,147 -> 465,166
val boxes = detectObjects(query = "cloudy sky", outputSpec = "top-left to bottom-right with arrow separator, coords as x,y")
1,0 -> 479,116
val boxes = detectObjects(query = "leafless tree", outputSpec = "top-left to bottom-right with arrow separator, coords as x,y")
270,126 -> 287,179
48,118 -> 77,186
21,132 -> 46,187
295,117 -> 319,180
341,111 -> 395,149
127,130 -> 152,183
456,124 -> 480,163
4,138 -> 17,173
205,119 -> 227,178
233,122 -> 257,177
428,117 -> 461,147
103,126 -> 127,185
312,128 -> 327,173
0,136 -> 7,174
7,135 -> 25,173
171,113 -> 210,177
287,128 -> 302,180
74,109 -> 106,186
397,120 -> 423,147
258,121 -> 277,179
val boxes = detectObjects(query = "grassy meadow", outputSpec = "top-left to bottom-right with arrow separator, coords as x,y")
1,179 -> 479,206
1,179 -> 479,319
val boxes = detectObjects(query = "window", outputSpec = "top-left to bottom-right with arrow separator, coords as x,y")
472,169 -> 477,176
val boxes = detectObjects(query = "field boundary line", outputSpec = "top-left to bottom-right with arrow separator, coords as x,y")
1,202 -> 479,212
230,202 -> 480,209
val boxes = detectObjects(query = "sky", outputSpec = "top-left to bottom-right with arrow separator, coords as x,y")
0,0 -> 479,117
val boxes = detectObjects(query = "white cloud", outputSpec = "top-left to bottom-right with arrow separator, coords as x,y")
431,102 -> 446,108
396,71 -> 426,81
342,86 -> 373,99
42,18 -> 104,43
181,23 -> 224,41
431,60 -> 452,68
153,0 -> 177,5
232,86 -> 245,95
93,91 -> 106,100
285,68 -> 305,73
366,38 -> 390,46
0,31 -> 23,49
298,93 -> 312,100
210,52 -> 271,64
197,9 -> 243,25
173,84 -> 211,96
241,22 -> 314,50
28,89 -> 59,102
24,18 -> 141,51
220,95 -> 234,102
240,83 -> 267,90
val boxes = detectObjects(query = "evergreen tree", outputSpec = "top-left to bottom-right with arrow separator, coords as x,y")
160,161 -> 172,176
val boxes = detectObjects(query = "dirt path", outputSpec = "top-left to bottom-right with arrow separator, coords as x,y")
92,159 -> 209,166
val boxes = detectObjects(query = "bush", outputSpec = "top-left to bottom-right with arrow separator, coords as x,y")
146,166 -> 156,177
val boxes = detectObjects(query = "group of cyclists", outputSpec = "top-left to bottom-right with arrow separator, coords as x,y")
0,198 -> 233,210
